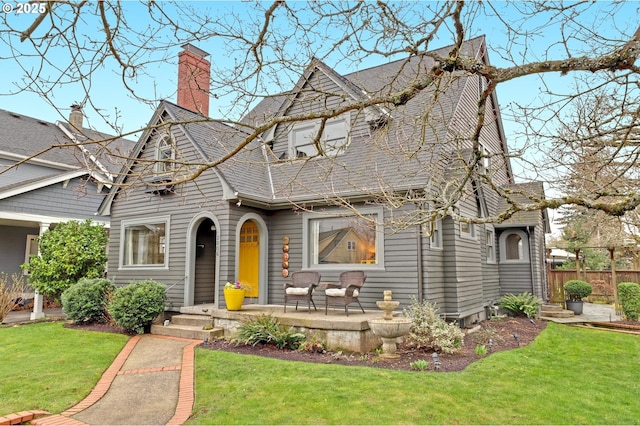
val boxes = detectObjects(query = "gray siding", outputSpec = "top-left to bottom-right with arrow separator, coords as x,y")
0,225 -> 37,275
0,177 -> 107,220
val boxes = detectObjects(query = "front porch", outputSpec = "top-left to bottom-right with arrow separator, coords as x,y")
157,304 -> 386,353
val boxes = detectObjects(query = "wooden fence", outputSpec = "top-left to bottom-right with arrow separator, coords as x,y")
547,270 -> 640,303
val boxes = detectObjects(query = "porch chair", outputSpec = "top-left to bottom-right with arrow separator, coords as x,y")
324,270 -> 367,316
284,271 -> 321,313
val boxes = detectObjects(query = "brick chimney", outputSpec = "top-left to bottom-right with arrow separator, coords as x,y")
69,104 -> 83,131
177,44 -> 211,116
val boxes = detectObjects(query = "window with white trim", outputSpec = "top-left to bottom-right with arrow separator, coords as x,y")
23,234 -> 38,275
121,217 -> 169,267
289,115 -> 350,158
429,217 -> 442,249
499,229 -> 529,263
460,221 -> 476,239
486,227 -> 495,263
155,135 -> 175,174
304,209 -> 383,268
479,143 -> 491,173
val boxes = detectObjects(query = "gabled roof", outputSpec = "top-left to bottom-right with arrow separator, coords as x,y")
102,36 -> 525,214
495,181 -> 551,232
0,108 -> 135,204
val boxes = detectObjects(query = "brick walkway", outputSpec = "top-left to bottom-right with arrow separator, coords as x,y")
1,334 -> 200,426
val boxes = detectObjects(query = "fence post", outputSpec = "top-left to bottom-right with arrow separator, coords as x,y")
609,247 -> 621,315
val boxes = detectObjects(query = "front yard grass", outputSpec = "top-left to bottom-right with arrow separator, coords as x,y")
1,321 -> 639,424
0,321 -> 129,415
189,323 -> 640,424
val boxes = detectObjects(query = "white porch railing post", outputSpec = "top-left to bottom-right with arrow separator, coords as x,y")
30,222 -> 51,320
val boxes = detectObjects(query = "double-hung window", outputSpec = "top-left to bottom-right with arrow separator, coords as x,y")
304,208 -> 383,269
289,114 -> 350,158
429,216 -> 442,249
120,217 -> 169,268
486,227 -> 495,263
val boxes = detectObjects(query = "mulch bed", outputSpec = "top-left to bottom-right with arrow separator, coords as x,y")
200,316 -> 546,372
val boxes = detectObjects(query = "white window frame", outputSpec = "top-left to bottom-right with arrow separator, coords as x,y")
119,216 -> 170,269
479,143 -> 491,173
155,135 -> 175,174
499,229 -> 529,263
460,221 -> 476,240
302,207 -> 385,271
429,216 -> 442,250
486,227 -> 496,263
288,114 -> 351,159
23,234 -> 38,275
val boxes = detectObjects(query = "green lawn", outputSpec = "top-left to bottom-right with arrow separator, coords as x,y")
2,322 -> 639,424
189,323 -> 640,424
0,322 -> 129,415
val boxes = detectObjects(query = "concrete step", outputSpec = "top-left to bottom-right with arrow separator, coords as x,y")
541,303 -> 565,312
540,308 -> 575,318
151,323 -> 224,340
169,314 -> 214,327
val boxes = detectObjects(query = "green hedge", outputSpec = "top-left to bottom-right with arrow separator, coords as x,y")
563,280 -> 592,301
618,282 -> 640,321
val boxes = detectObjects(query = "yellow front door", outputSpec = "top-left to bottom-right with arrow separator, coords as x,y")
238,221 -> 259,298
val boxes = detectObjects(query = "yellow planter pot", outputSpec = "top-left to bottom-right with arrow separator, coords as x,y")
224,288 -> 245,311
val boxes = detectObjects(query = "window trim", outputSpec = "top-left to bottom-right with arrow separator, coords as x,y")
302,207 -> 385,271
119,216 -> 170,270
499,229 -> 529,263
155,135 -> 175,174
486,226 -> 496,264
460,221 -> 476,240
429,216 -> 443,250
288,114 -> 351,159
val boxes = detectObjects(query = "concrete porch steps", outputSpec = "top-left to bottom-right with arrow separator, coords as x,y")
151,314 -> 224,340
540,303 -> 575,319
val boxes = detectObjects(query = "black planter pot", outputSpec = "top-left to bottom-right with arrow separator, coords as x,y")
565,300 -> 584,315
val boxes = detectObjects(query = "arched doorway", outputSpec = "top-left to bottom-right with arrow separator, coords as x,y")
193,218 -> 217,304
238,220 -> 260,298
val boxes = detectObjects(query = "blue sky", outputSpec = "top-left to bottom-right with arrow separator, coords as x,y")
1,1 -> 636,137
1,0 -> 638,217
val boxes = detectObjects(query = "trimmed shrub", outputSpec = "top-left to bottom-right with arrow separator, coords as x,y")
61,278 -> 115,324
499,292 -> 542,317
403,296 -> 464,354
236,314 -> 306,349
564,280 -> 592,301
618,282 -> 640,321
109,280 -> 166,334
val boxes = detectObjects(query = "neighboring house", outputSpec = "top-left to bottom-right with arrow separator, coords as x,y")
99,38 -> 549,326
0,106 -> 134,317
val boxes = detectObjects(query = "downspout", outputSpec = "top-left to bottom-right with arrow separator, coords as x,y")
417,224 -> 424,301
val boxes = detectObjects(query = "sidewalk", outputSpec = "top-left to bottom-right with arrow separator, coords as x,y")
1,312 -> 200,425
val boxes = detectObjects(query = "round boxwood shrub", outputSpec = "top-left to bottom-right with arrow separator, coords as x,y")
563,280 -> 592,301
109,280 -> 166,334
61,278 -> 115,324
617,282 -> 640,321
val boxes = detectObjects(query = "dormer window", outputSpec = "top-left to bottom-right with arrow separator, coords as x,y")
289,114 -> 350,159
479,143 -> 491,173
155,135 -> 175,174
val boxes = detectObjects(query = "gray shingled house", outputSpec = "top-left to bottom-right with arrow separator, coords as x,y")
0,107 -> 133,317
99,37 -> 549,326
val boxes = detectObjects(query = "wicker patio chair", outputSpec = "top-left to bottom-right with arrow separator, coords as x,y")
284,271 -> 321,313
324,270 -> 367,316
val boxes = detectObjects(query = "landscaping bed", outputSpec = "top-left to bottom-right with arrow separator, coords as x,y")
201,316 -> 546,372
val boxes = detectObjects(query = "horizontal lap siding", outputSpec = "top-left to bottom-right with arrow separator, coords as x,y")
498,263 -> 533,294
0,178 -> 107,220
109,128 -> 230,308
266,207 -> 420,311
0,160 -> 63,186
0,225 -> 38,275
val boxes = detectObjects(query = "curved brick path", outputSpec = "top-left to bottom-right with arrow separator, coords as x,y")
4,335 -> 200,426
